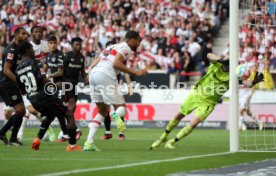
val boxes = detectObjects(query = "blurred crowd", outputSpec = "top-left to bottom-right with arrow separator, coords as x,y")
0,0 -> 229,77
239,0 -> 276,90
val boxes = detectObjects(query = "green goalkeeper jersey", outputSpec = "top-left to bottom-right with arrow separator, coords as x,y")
194,62 -> 229,105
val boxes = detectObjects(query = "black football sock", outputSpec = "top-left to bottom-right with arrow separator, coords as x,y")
37,116 -> 55,139
68,128 -> 77,145
0,116 -> 15,135
10,113 -> 24,141
104,115 -> 111,132
57,116 -> 68,136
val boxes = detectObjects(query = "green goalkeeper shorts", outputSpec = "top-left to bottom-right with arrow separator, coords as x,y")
179,92 -> 215,121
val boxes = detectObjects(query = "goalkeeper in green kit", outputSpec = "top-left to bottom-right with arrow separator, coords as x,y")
150,53 -> 264,149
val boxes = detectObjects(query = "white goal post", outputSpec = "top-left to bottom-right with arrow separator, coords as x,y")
230,0 -> 276,152
229,0 -> 239,152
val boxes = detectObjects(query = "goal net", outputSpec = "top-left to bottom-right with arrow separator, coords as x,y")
238,0 -> 276,152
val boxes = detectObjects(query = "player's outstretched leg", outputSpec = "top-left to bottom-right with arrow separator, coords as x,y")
84,103 -> 108,151
150,112 -> 183,150
28,104 -> 56,141
84,114 -> 104,152
111,106 -> 126,133
33,116 -> 55,150
165,118 -> 200,149
246,109 -> 263,130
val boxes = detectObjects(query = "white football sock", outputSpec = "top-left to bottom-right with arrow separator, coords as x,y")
105,131 -> 112,134
87,114 -> 104,143
239,116 -> 245,129
18,110 -> 30,140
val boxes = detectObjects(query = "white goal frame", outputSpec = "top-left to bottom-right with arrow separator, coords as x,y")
229,0 -> 239,152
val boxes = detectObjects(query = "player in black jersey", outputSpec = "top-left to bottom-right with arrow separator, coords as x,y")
44,35 -> 70,141
0,27 -> 29,146
62,37 -> 88,140
45,36 -> 64,83
63,37 -> 87,109
15,41 -> 82,151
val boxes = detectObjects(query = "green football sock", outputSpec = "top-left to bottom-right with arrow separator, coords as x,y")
160,119 -> 180,140
175,124 -> 193,141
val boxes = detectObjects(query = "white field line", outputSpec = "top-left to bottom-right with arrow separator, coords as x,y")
38,152 -> 231,176
0,158 -> 143,162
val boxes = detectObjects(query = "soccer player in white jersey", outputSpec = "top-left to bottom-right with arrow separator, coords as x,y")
239,63 -> 263,131
30,26 -> 48,63
84,31 -> 147,151
17,26 -> 56,142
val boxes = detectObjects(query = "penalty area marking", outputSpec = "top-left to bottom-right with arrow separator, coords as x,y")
38,152 -> 231,176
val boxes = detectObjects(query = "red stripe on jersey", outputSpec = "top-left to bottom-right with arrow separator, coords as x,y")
109,49 -> 117,56
35,52 -> 48,60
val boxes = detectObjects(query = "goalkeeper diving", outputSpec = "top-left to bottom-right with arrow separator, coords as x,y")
150,53 -> 264,149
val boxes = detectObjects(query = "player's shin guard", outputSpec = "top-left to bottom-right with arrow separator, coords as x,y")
87,114 -> 104,143
10,113 -> 24,141
161,119 -> 180,140
68,128 -> 77,145
37,117 -> 55,139
175,124 -> 193,141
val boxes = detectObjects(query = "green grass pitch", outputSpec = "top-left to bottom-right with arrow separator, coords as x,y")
0,128 -> 276,176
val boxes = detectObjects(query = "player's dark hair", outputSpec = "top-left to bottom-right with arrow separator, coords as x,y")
48,35 -> 57,42
125,30 -> 140,40
31,26 -> 43,33
14,27 -> 25,36
18,41 -> 33,55
71,37 -> 83,45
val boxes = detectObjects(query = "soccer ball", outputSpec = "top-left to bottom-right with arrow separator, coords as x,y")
235,64 -> 251,80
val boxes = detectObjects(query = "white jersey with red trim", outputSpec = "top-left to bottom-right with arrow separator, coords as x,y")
92,42 -> 132,79
30,40 -> 48,62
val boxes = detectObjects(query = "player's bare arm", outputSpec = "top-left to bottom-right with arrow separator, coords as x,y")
3,61 -> 16,82
125,73 -> 133,96
207,53 -> 229,72
113,53 -> 147,76
207,53 -> 221,62
48,67 -> 64,79
43,63 -> 48,72
88,57 -> 101,72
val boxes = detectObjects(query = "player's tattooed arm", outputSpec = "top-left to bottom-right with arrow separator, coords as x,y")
113,53 -> 147,76
3,61 -> 16,82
